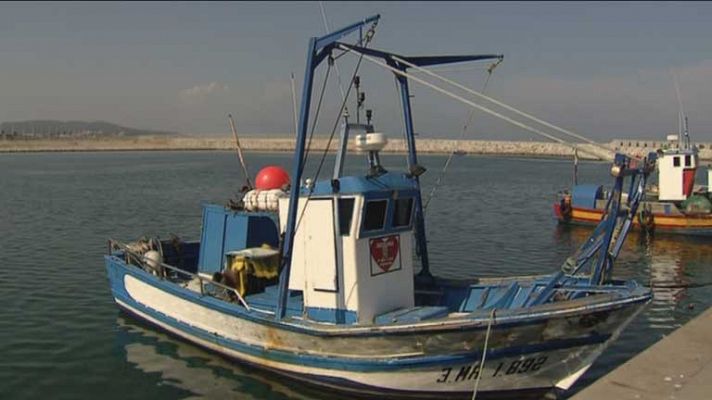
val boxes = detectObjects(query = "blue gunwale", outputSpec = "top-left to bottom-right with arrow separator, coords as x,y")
107,254 -> 651,338
113,287 -> 613,372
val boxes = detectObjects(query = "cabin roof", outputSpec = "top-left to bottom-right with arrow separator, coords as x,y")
304,172 -> 418,196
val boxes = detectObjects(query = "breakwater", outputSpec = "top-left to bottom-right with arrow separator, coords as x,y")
3,136 -> 711,161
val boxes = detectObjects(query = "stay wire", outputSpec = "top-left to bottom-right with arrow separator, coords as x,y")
302,62 -> 332,174
424,66 -> 496,211
340,47 -> 609,161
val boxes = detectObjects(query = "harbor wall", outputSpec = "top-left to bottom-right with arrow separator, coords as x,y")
3,136 -> 712,161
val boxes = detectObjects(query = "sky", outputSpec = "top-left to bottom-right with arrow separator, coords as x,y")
1,1 -> 711,141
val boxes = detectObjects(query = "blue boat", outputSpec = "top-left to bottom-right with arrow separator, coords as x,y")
106,15 -> 658,399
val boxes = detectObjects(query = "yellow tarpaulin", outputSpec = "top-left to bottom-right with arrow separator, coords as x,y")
225,244 -> 280,296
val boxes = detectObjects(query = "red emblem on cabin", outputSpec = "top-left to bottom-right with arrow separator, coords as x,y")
369,235 -> 400,272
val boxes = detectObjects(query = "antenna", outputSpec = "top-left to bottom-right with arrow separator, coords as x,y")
672,70 -> 690,149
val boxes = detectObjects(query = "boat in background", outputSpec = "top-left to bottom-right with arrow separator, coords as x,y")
555,131 -> 712,236
105,15 -> 656,399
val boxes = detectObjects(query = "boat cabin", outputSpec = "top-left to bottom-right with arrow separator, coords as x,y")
657,135 -> 698,201
278,173 -> 419,323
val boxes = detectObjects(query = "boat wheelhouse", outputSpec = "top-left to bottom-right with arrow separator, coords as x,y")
555,133 -> 712,236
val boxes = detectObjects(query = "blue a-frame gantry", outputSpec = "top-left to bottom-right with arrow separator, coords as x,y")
276,15 -> 503,319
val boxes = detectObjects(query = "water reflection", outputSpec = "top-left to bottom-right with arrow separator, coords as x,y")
116,316 -> 328,400
554,225 -> 712,331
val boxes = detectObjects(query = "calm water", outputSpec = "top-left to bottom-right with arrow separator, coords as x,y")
2,151 -> 711,400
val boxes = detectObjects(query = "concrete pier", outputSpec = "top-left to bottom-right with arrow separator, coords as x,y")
572,306 -> 712,400
4,136 -> 712,161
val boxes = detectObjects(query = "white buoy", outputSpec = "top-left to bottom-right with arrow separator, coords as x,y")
144,250 -> 163,275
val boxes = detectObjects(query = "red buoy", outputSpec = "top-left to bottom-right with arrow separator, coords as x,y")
254,166 -> 290,190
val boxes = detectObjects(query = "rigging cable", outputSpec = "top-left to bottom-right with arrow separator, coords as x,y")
301,61 -> 332,173
318,1 -> 347,103
338,45 -> 612,161
391,55 -> 622,160
424,59 -> 500,210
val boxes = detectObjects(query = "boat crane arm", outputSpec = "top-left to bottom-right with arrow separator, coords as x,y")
337,43 -> 503,68
566,152 -> 657,285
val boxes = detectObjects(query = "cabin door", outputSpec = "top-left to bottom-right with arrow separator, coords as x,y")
304,199 -> 338,292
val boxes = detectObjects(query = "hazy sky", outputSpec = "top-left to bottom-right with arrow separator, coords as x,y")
1,1 -> 711,141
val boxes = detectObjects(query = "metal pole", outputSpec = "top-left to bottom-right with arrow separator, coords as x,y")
276,37 -> 318,320
228,114 -> 253,188
290,73 -> 299,138
396,70 -> 431,277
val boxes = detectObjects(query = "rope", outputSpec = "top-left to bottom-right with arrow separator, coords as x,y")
338,45 -> 610,161
391,55 -> 624,160
472,308 -> 496,400
424,63 -> 497,210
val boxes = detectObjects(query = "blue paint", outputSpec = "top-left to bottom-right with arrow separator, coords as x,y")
305,307 -> 358,324
198,204 -> 279,274
108,254 -> 650,337
277,35 -> 319,320
374,306 -> 449,324
246,289 -> 304,318
308,173 -> 418,196
314,15 -> 380,51
572,184 -> 604,209
112,288 -> 613,372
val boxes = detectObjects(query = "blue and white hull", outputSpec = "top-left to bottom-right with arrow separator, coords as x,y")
107,255 -> 649,398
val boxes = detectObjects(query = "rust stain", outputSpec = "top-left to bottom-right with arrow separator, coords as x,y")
264,326 -> 285,350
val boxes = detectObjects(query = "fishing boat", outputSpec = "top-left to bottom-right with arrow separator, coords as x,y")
106,15 -> 656,399
554,129 -> 712,236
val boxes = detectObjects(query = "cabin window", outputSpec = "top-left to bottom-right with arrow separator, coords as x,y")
685,155 -> 692,167
363,200 -> 387,231
337,198 -> 355,236
673,156 -> 680,167
392,198 -> 414,228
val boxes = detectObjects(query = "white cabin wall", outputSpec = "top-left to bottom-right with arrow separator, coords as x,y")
354,231 -> 415,323
278,197 -> 307,291
658,155 -> 685,201
342,196 -> 363,315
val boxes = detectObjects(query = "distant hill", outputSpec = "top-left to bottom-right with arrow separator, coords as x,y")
0,120 -> 177,138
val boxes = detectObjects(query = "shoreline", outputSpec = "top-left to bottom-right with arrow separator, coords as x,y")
2,136 -> 711,161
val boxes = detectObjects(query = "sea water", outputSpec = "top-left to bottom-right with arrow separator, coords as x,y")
1,151 -> 711,399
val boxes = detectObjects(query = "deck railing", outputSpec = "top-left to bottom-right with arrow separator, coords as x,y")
108,239 -> 258,312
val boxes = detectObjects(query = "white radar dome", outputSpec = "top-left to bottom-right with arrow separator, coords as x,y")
354,132 -> 388,152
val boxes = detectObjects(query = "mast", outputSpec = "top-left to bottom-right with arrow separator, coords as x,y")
394,69 -> 431,276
